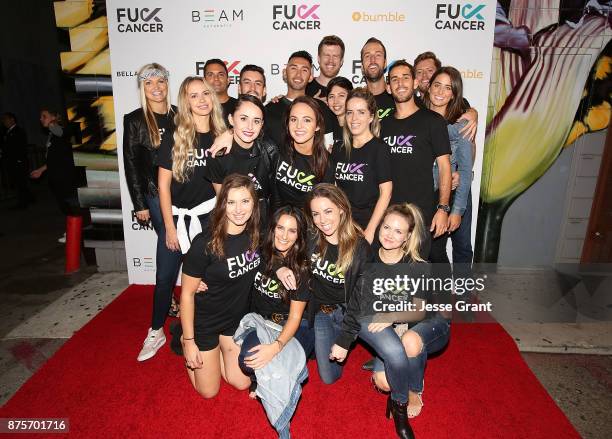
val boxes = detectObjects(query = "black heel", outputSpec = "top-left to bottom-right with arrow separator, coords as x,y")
385,396 -> 392,419
387,395 -> 415,439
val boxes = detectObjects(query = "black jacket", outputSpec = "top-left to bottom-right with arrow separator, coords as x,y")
334,259 -> 430,350
307,236 -> 373,325
122,107 -> 175,212
1,124 -> 28,164
46,126 -> 76,195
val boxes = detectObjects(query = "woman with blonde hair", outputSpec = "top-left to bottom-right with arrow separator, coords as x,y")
140,76 -> 225,361
330,203 -> 430,439
121,63 -> 179,362
330,87 -> 392,242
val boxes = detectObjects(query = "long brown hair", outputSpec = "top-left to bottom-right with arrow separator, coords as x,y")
424,66 -> 464,124
207,174 -> 260,258
381,204 -> 427,262
305,183 -> 363,274
282,95 -> 328,181
137,63 -> 173,148
342,87 -> 380,156
172,76 -> 226,182
263,206 -> 310,303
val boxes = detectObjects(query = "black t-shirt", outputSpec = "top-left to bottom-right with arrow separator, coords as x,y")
205,140 -> 272,200
372,248 -> 429,302
252,264 -> 311,316
274,149 -> 334,209
221,97 -> 238,127
374,92 -> 396,121
182,230 -> 261,334
310,243 -> 346,305
306,79 -> 328,99
332,120 -> 344,145
150,112 -> 172,173
264,96 -> 336,148
380,109 -> 451,222
264,98 -> 291,147
157,131 -> 216,209
154,112 -> 172,142
330,137 -> 391,210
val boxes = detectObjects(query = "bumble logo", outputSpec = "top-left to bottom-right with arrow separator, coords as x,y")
352,11 -> 406,22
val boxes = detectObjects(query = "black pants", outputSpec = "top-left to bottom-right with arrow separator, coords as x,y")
9,161 -> 33,206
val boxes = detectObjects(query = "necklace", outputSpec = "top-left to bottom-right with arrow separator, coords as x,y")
378,248 -> 403,265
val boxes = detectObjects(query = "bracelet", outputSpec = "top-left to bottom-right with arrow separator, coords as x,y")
276,339 -> 285,351
183,336 -> 194,341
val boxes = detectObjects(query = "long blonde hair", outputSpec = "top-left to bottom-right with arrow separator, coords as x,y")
172,76 -> 226,182
342,87 -> 380,157
383,203 -> 426,262
137,63 -> 172,148
305,183 -> 363,274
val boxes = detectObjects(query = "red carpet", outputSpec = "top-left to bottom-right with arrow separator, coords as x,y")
1,285 -> 579,438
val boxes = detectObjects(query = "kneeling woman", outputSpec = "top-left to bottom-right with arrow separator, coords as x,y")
238,206 -> 314,383
180,174 -> 261,398
304,184 -> 372,384
237,206 -> 314,438
330,204 -> 430,439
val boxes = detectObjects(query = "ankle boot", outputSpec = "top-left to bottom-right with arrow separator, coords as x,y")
385,395 -> 415,439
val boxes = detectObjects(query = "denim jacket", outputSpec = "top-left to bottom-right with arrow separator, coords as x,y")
234,313 -> 307,439
433,120 -> 473,216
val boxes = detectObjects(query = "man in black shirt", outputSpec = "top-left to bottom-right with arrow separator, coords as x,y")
239,64 -> 267,102
264,51 -> 336,147
306,35 -> 345,100
360,37 -> 396,121
204,59 -> 237,125
381,60 -> 452,243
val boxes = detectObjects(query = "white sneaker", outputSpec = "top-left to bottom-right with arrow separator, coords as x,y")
137,327 -> 166,361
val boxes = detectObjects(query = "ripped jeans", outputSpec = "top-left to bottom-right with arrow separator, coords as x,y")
373,314 -> 450,393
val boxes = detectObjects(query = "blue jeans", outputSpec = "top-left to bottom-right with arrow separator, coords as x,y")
451,190 -> 473,279
238,319 -> 314,376
147,195 -> 183,330
358,324 -> 410,403
314,307 -> 346,384
372,315 -> 450,393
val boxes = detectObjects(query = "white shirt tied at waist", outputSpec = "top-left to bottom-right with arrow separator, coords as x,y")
172,197 -> 216,254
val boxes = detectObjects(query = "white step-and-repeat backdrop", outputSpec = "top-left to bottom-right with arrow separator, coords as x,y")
107,0 -> 496,284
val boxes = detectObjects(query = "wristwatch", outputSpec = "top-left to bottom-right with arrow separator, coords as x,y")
436,204 -> 451,213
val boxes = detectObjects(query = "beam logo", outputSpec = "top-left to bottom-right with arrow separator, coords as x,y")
191,8 -> 244,28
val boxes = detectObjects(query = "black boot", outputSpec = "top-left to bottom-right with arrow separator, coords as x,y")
385,396 -> 415,439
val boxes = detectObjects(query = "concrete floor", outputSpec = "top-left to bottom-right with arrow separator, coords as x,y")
0,185 -> 610,438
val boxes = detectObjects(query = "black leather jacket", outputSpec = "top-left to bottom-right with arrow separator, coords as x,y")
122,107 -> 175,212
306,236 -> 373,325
335,259 -> 430,350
